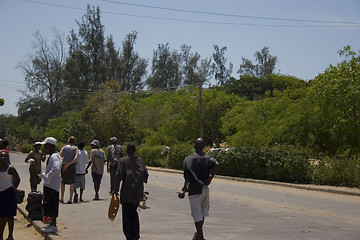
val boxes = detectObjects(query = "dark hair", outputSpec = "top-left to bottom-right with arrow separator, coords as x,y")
126,142 -> 136,153
0,139 -> 9,148
78,141 -> 85,150
68,136 -> 76,145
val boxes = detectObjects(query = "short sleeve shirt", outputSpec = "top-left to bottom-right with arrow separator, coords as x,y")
183,152 -> 217,195
116,155 -> 149,204
89,149 -> 106,175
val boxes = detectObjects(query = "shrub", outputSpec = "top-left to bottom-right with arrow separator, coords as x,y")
215,145 -> 311,183
167,143 -> 193,170
21,144 -> 33,153
137,145 -> 166,167
311,152 -> 360,187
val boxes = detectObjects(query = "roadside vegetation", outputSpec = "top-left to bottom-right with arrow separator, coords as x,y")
1,6 -> 359,188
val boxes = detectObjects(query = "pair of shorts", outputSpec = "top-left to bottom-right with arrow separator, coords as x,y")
43,186 -> 59,218
0,187 -> 17,217
61,164 -> 76,184
188,185 -> 210,222
91,172 -> 103,184
74,174 -> 86,189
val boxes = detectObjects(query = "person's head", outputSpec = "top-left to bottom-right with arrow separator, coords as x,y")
194,138 -> 205,152
78,141 -> 85,150
110,137 -> 117,144
0,150 -> 9,166
91,140 -> 100,149
68,136 -> 76,145
0,139 -> 9,150
40,137 -> 57,154
126,142 -> 136,155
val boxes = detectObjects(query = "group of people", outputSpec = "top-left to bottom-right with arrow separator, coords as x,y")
0,136 -> 219,240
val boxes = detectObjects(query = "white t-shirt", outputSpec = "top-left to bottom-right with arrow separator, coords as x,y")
76,149 -> 89,174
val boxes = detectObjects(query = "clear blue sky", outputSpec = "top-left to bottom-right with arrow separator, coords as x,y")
1,0 -> 360,115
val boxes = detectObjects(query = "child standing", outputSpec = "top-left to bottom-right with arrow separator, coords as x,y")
25,142 -> 46,191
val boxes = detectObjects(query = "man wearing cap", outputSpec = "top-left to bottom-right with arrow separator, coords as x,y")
107,137 -> 124,193
38,137 -> 62,234
25,142 -> 46,191
86,140 -> 106,200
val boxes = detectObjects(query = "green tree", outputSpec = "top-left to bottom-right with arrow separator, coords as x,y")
18,30 -> 66,120
0,98 -> 4,107
238,46 -> 277,77
81,80 -> 134,144
147,43 -> 182,89
212,45 -> 233,85
118,31 -> 147,91
64,5 -> 108,110
202,88 -> 240,147
309,46 -> 360,154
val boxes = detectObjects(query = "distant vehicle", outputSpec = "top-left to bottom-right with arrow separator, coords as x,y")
207,148 -> 230,154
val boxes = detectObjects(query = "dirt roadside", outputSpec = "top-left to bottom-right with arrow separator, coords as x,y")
3,209 -> 44,240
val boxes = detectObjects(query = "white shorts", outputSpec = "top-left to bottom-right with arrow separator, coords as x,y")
188,185 -> 210,222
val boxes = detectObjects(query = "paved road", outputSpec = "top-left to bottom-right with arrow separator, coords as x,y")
11,153 -> 360,240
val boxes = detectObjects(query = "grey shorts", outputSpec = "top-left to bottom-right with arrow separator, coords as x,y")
74,174 -> 85,189
188,185 -> 210,222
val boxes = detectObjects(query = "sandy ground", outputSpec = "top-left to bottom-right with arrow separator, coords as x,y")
2,209 -> 43,240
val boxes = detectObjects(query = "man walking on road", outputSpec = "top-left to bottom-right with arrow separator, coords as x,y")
107,137 -> 124,193
114,142 -> 148,240
180,138 -> 220,240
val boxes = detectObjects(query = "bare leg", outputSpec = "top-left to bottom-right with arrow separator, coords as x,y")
195,218 -> 205,240
7,217 -> 14,240
80,188 -> 84,201
94,183 -> 100,199
69,184 -> 74,202
60,184 -> 65,202
0,217 -> 6,240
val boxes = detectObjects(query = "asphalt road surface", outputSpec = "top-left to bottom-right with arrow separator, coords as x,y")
11,152 -> 360,240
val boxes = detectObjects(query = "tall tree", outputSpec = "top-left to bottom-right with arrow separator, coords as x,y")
147,43 -> 182,90
212,45 -> 233,85
18,30 -> 66,120
118,31 -> 147,91
64,5 -> 107,106
238,46 -> 277,77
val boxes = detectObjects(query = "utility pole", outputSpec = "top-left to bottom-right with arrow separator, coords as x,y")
199,82 -> 204,138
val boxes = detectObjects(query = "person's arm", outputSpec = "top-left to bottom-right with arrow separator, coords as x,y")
8,166 -> 20,189
85,152 -> 92,174
112,161 -> 122,195
59,146 -> 64,157
106,147 -> 111,173
41,155 -> 61,185
205,160 -> 220,185
41,151 -> 46,162
24,151 -> 32,163
68,147 -> 79,165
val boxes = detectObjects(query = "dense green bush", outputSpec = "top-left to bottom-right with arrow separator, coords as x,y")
21,144 -> 33,153
215,147 -> 266,179
214,145 -> 311,183
311,152 -> 360,187
167,142 -> 193,170
137,145 -> 166,167
264,145 -> 311,183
